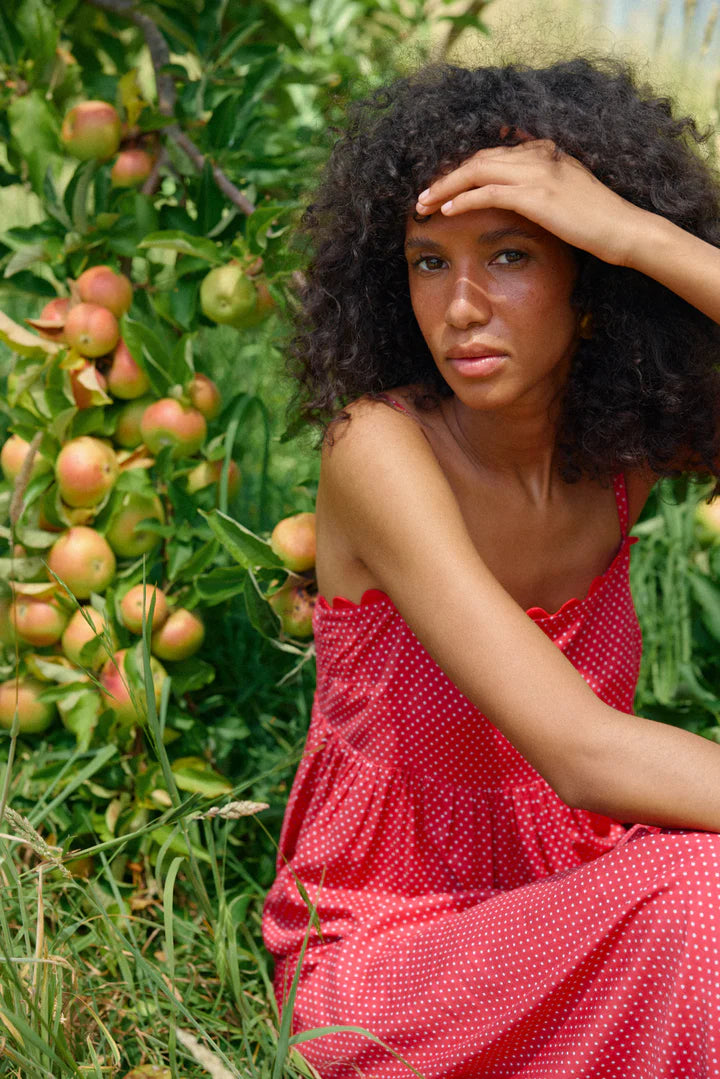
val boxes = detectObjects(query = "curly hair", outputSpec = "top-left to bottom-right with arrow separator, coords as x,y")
288,57 -> 720,482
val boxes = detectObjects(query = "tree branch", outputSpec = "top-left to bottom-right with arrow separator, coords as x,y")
85,0 -> 256,215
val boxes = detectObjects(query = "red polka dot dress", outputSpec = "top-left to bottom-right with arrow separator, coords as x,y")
263,474 -> 720,1078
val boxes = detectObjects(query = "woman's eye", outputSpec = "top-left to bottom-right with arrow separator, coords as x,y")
492,249 -> 527,266
413,255 -> 445,272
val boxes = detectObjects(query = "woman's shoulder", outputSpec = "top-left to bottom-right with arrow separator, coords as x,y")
326,385 -> 442,435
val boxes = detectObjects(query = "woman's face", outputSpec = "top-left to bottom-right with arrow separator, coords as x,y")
405,207 -> 580,414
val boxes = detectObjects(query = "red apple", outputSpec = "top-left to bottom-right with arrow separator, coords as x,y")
47,527 -> 117,599
140,399 -> 207,458
61,606 -> 114,669
0,677 -> 56,733
188,373 -> 221,420
120,584 -> 169,634
60,101 -> 122,161
268,583 -> 315,639
99,648 -> 166,725
1,435 -> 52,484
151,608 -> 204,661
113,396 -> 154,449
26,297 -> 71,342
10,595 -> 68,647
76,266 -> 133,318
64,303 -> 120,358
110,148 -> 155,187
270,512 -> 316,572
106,340 -> 150,399
56,436 -> 119,508
105,491 -> 164,558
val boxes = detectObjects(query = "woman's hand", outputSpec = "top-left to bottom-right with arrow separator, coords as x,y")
416,138 -> 720,327
415,140 -> 644,267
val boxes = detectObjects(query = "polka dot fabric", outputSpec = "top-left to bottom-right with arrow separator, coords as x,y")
263,475 -> 720,1077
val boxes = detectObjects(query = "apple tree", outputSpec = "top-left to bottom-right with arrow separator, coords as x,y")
0,0 -> 467,862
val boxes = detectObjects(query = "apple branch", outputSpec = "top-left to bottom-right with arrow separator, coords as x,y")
84,0 -> 256,216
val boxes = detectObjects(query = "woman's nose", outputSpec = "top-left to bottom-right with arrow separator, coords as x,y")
445,275 -> 492,329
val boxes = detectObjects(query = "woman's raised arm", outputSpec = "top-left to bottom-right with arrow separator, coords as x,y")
321,399 -> 720,830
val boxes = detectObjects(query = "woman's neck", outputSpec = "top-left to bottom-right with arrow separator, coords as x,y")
444,394 -> 563,505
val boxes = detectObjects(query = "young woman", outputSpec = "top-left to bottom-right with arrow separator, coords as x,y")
263,58 -> 720,1077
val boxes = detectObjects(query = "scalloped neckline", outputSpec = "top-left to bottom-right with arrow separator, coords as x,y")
317,534 -> 636,623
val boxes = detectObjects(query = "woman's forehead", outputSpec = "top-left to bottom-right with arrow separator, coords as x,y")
404,208 -> 547,244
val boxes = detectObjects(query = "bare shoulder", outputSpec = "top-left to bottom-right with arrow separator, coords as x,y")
321,392 -> 438,478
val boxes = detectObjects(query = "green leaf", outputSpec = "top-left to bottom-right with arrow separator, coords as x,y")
149,823 -> 212,863
169,538 -> 219,582
7,90 -> 61,194
3,243 -> 48,277
195,564 -> 248,604
202,509 -> 282,570
244,569 -> 282,639
171,756 -> 231,798
16,0 -> 58,73
0,311 -> 59,358
166,657 -> 215,695
138,231 -> 223,264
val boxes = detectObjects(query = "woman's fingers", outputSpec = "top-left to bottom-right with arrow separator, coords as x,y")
416,140 -> 559,214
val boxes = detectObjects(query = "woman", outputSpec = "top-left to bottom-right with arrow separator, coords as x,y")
263,58 -> 720,1077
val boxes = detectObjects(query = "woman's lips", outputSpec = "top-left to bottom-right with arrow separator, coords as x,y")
447,354 -> 507,377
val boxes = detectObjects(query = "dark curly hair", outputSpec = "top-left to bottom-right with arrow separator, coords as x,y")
288,57 -> 720,482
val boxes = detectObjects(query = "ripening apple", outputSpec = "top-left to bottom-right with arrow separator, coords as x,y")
120,584 -> 169,634
61,606 -> 115,669
76,266 -> 133,318
60,101 -> 122,161
186,458 -> 241,499
0,677 -> 56,734
64,303 -> 120,358
140,399 -> 207,458
106,340 -> 150,399
48,526 -> 117,599
270,512 -> 316,572
0,435 -> 52,485
99,648 -> 167,725
110,148 -> 155,188
151,608 -> 204,661
200,263 -> 255,327
268,583 -> 315,639
113,396 -> 154,449
188,373 -> 221,420
26,297 -> 71,342
56,436 -> 119,508
9,595 -> 69,648
105,490 -> 164,558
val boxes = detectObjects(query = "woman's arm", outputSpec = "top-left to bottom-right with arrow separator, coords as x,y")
415,140 -> 720,325
323,400 -> 720,830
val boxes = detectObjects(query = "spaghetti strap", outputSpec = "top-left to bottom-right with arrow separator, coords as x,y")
612,473 -> 630,537
376,392 -> 412,416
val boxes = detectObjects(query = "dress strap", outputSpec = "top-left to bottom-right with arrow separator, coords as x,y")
376,392 -> 412,415
612,473 -> 629,538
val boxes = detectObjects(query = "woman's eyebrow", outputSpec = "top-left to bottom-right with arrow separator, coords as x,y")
404,226 -> 541,251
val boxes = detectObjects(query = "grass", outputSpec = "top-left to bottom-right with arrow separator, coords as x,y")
0,612 -> 318,1078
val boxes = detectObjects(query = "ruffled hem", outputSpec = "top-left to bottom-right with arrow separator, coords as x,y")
316,536 -> 638,623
